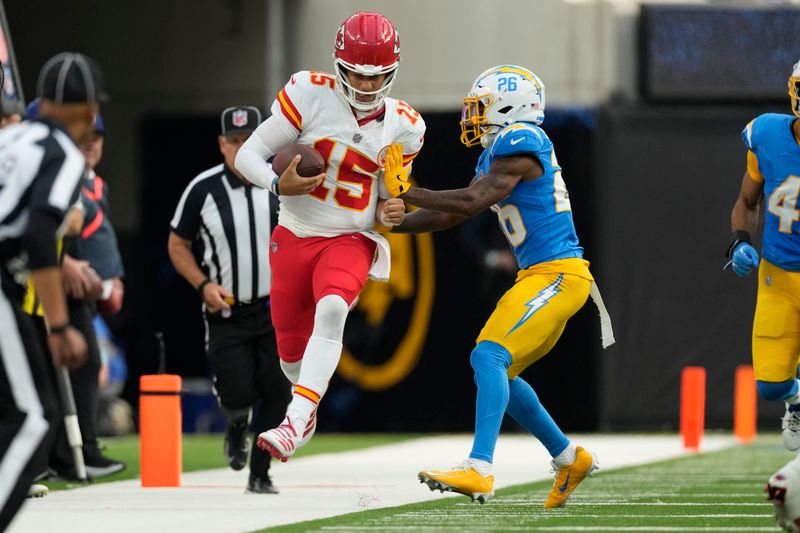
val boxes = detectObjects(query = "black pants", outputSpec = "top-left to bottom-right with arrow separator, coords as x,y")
45,300 -> 102,474
205,300 -> 290,480
0,282 -> 59,531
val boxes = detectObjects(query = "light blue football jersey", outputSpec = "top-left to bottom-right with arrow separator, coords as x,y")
742,113 -> 800,271
475,122 -> 583,269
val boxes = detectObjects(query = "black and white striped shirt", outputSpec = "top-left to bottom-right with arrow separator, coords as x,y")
170,163 -> 273,303
0,118 -> 84,268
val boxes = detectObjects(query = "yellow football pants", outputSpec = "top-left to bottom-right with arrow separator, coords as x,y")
476,258 -> 592,379
752,259 -> 800,382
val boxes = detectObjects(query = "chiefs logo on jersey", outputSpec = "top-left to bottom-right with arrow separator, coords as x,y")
377,145 -> 390,168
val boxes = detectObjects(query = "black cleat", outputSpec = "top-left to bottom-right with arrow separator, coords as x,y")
246,474 -> 278,494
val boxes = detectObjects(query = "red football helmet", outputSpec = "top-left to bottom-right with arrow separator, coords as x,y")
333,12 -> 400,111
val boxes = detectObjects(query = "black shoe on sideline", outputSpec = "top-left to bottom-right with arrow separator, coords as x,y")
84,448 -> 126,479
246,474 -> 278,494
224,419 -> 249,471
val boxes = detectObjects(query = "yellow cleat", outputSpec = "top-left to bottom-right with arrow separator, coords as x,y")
544,446 -> 599,509
418,462 -> 495,504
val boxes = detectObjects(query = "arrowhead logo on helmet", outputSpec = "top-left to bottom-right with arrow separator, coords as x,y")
335,25 -> 345,51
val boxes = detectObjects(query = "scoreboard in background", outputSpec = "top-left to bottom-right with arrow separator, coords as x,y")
640,5 -> 800,101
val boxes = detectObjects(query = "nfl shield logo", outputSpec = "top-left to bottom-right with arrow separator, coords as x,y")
232,110 -> 248,127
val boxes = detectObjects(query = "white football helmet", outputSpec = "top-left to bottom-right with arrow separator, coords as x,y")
767,458 -> 800,532
789,59 -> 800,119
460,65 -> 545,148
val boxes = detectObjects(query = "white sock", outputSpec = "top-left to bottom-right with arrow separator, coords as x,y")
467,458 -> 493,477
287,336 -> 342,427
285,295 -> 350,430
553,442 -> 577,467
280,359 -> 302,385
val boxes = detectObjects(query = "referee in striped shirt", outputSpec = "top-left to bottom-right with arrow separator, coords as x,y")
0,52 -> 104,530
168,106 -> 317,493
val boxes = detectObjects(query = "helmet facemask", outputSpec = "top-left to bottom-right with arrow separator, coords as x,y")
460,94 -> 501,148
334,61 -> 398,112
790,74 -> 800,119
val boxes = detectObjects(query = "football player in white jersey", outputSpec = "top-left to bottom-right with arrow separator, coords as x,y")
235,11 -> 425,461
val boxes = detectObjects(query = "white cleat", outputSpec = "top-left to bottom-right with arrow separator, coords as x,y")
257,416 -> 301,463
782,405 -> 800,451
299,409 -> 317,449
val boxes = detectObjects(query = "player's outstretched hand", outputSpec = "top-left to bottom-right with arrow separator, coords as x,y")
201,282 -> 233,313
731,242 -> 760,277
384,144 -> 410,197
279,155 -> 325,196
379,198 -> 405,226
49,326 -> 87,370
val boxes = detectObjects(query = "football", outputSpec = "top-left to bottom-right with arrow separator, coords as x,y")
272,144 -> 326,178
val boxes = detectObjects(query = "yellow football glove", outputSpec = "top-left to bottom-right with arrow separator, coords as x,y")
384,143 -> 411,197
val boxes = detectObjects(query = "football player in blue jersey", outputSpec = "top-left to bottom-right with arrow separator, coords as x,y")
385,65 -> 614,507
728,59 -> 800,451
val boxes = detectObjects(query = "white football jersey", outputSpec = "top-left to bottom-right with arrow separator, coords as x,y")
271,70 -> 426,238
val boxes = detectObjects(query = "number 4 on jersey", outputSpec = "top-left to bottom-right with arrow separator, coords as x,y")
768,176 -> 800,233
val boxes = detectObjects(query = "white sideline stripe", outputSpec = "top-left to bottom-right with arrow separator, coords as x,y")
0,289 -> 49,512
394,504 -> 772,516
555,502 -> 767,506
8,434 -> 736,533
320,524 -> 777,533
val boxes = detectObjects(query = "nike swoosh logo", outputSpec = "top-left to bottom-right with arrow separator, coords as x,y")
558,471 -> 571,493
510,138 -> 524,145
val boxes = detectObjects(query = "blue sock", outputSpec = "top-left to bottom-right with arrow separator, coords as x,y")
506,376 -> 570,457
756,379 -> 799,402
468,341 -> 512,463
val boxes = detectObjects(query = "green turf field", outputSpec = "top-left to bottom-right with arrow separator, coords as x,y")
258,436 -> 793,533
44,433 -> 416,491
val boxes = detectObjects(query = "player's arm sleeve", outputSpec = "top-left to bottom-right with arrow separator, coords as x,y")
169,181 -> 206,240
746,151 -> 764,183
741,119 -> 765,183
235,74 -> 307,189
